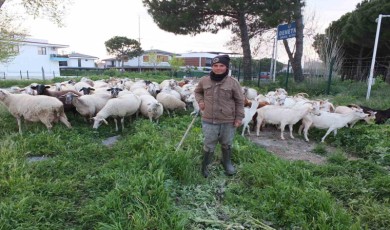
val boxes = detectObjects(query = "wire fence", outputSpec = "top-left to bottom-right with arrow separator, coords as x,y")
0,68 -> 60,81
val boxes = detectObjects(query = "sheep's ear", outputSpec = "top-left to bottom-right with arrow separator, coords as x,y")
102,119 -> 109,125
45,85 -> 51,89
90,87 -> 95,91
107,88 -> 111,91
147,103 -> 151,105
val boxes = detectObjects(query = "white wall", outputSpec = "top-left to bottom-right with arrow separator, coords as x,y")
0,40 -> 62,80
67,58 -> 96,68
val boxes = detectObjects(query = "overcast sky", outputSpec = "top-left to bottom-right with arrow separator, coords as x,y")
22,0 -> 362,61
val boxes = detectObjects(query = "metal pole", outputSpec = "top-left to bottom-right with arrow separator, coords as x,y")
20,70 -> 22,79
270,36 -> 276,80
273,39 -> 278,82
366,14 -> 390,100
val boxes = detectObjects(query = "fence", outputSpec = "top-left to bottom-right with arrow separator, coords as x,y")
0,68 -> 59,81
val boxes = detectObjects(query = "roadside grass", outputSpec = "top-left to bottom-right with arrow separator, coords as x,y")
0,77 -> 389,229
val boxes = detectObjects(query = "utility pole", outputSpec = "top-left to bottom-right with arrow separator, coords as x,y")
138,15 -> 141,73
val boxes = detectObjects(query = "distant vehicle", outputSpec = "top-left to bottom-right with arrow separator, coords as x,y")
259,72 -> 270,79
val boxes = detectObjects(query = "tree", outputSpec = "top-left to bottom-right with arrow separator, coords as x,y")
146,51 -> 163,73
168,55 -> 184,77
143,0 -> 305,82
104,36 -> 143,70
313,0 -> 390,82
0,0 -> 70,62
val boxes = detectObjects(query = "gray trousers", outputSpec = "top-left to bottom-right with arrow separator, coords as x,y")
202,121 -> 236,152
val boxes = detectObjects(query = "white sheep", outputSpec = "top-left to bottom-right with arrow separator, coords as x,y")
139,95 -> 164,123
67,92 -> 111,121
334,105 -> 376,128
156,92 -> 186,116
92,93 -> 141,131
299,109 -> 369,142
184,93 -> 200,116
242,87 -> 258,100
256,102 -> 320,140
241,99 -> 260,136
0,89 -> 72,134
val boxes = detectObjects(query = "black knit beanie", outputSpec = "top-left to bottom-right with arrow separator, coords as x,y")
212,54 -> 230,68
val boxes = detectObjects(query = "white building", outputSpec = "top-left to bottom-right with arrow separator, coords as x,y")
103,49 -> 174,71
59,52 -> 99,70
0,38 -> 68,80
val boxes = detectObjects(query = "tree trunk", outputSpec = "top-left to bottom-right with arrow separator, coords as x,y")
0,0 -> 5,9
237,11 -> 252,81
282,10 -> 304,82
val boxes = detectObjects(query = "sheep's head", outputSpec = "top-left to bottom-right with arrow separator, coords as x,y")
92,117 -> 109,129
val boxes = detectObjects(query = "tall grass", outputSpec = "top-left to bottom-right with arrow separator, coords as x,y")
0,76 -> 389,229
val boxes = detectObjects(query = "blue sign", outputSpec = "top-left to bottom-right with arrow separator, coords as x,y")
277,22 -> 296,40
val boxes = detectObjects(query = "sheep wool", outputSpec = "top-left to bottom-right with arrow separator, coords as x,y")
139,95 -> 164,122
0,89 -> 72,134
92,93 -> 141,131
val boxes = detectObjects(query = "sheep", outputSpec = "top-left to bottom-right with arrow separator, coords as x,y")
255,102 -> 320,140
0,89 -> 72,134
92,93 -> 141,131
65,92 -> 111,121
299,109 -> 369,142
139,95 -> 164,123
242,87 -> 257,100
241,99 -> 260,136
185,93 -> 200,116
334,105 -> 376,127
355,105 -> 390,124
156,92 -> 186,116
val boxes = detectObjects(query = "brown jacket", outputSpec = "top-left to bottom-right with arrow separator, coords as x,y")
194,75 -> 245,124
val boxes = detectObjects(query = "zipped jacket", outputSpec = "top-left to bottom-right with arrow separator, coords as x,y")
194,75 -> 245,124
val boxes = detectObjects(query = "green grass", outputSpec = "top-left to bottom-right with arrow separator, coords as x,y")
0,76 -> 390,229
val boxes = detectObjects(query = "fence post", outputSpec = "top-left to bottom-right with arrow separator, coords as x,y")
20,70 -> 22,79
27,71 -> 29,80
3,72 -> 5,79
41,67 -> 45,81
53,71 -> 55,78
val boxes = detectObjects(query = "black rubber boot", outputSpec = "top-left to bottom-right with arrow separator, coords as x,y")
202,150 -> 214,178
221,147 -> 236,176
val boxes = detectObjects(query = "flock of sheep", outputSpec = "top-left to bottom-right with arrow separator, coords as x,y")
0,77 -> 379,144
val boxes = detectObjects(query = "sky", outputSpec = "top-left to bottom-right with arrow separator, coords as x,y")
19,0 -> 363,62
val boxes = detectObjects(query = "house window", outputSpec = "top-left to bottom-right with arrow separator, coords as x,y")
78,59 -> 81,67
38,47 -> 47,55
205,58 -> 212,67
157,55 -> 168,62
59,61 -> 68,66
143,56 -> 149,62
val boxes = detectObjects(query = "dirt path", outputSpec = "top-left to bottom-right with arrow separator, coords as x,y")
245,126 -> 338,165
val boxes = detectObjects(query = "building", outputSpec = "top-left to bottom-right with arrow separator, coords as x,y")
0,38 -> 68,80
59,52 -> 99,71
103,49 -> 174,71
177,52 -> 217,71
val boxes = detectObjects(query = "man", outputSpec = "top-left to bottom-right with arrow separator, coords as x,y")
194,54 -> 245,178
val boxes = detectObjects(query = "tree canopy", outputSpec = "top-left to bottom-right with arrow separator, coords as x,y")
143,0 -> 304,81
104,36 -> 143,69
313,0 -> 390,82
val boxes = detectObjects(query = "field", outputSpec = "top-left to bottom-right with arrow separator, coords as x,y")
0,74 -> 390,229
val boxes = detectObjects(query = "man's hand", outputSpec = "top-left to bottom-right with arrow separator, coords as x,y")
234,120 -> 242,128
199,102 -> 205,111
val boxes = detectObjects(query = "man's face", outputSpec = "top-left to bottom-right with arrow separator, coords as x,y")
212,63 -> 227,75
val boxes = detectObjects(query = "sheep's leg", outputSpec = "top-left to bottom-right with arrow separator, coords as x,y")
289,124 -> 295,139
350,121 -> 357,128
113,118 -> 119,132
303,121 -> 312,142
298,123 -> 304,135
280,123 -> 286,140
241,125 -> 246,136
16,117 -> 23,134
321,128 -> 335,142
121,117 -> 125,131
59,115 -> 72,129
256,117 -> 263,137
40,118 -> 53,133
333,129 -> 337,136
